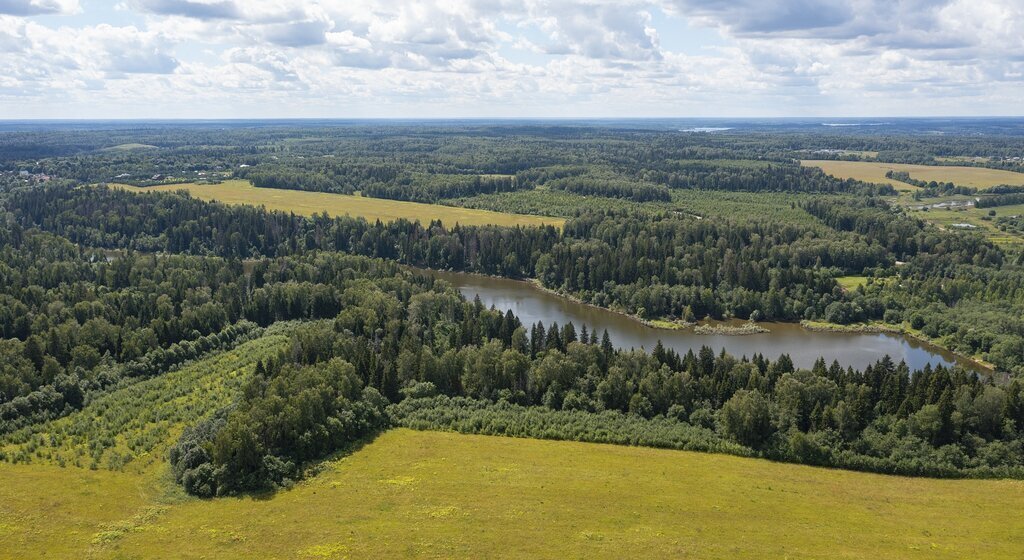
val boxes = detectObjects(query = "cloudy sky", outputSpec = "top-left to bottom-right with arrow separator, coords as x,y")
0,0 -> 1021,118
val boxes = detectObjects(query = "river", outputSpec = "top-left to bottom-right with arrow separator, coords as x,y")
423,269 -> 987,374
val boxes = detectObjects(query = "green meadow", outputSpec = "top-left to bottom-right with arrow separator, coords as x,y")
2,334 -> 1023,559
3,428 -> 1023,559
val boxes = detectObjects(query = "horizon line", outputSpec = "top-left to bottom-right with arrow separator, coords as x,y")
2,116 -> 1024,122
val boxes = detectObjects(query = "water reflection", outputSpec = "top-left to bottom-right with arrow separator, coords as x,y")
423,269 -> 986,374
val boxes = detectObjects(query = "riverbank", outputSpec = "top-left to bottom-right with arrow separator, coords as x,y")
525,278 -> 686,331
429,267 -> 776,336
527,279 -> 773,336
800,320 -> 902,334
418,266 -> 988,374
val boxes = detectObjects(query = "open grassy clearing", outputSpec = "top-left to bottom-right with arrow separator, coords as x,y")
2,329 -> 1019,558
0,334 -> 291,558
113,179 -> 565,229
450,189 -> 672,218
450,189 -> 823,227
935,156 -> 993,164
0,463 -> 158,559
984,202 -> 1024,217
1,328 -> 1021,559
801,160 -> 1024,189
100,143 -> 159,152
904,202 -> 1024,245
671,190 -> 823,226
669,158 -> 774,169
840,149 -> 880,158
800,150 -> 879,159
836,275 -> 869,290
2,429 -> 1023,559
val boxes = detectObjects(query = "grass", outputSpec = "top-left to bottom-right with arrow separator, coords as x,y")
113,180 -> 566,229
0,462 -> 157,559
800,320 -> 899,334
450,189 -> 672,218
2,429 -> 1023,559
801,160 -> 1024,189
0,324 -> 1017,558
645,318 -> 691,330
841,150 -> 880,159
904,203 -> 1024,245
100,143 -> 158,151
450,188 -> 822,227
836,275 -> 868,290
669,158 -> 775,169
801,150 -> 879,159
0,333 -> 290,473
0,333 -> 291,559
935,156 -> 992,164
671,190 -> 824,226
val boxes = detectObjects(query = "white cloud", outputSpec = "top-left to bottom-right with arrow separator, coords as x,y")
0,0 -> 78,17
132,0 -> 239,20
0,0 -> 1020,117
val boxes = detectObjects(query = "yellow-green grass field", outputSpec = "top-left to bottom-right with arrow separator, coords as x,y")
836,275 -> 869,290
112,180 -> 565,229
801,160 -> 1024,190
3,429 -> 1024,559
905,202 -> 1024,245
2,329 -> 1022,558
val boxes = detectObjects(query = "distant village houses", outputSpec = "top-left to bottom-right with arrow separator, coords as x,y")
8,170 -> 51,183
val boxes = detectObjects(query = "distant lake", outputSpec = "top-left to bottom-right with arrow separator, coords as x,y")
423,269 -> 988,375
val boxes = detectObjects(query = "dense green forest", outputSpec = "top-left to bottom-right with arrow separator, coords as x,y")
11,181 -> 1022,375
2,122 -> 1023,497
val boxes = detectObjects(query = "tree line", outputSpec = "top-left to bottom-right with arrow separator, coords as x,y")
11,184 -> 1024,375
169,270 -> 1024,496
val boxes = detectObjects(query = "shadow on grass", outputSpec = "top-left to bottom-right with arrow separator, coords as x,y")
228,430 -> 387,503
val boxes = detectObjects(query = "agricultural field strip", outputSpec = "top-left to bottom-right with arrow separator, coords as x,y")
801,160 -> 1024,189
2,429 -> 1023,559
112,180 -> 565,229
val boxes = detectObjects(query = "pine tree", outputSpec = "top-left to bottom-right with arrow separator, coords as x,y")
545,322 -> 562,351
652,340 -> 667,364
601,329 -> 613,356
936,387 -> 955,446
562,322 -> 577,345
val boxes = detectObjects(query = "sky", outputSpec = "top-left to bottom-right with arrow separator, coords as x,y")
0,0 -> 1021,119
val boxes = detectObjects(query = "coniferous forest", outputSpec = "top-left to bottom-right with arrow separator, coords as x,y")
7,1 -> 1024,555
2,122 -> 1024,498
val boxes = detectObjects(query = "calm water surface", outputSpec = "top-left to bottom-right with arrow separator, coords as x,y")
424,269 -> 986,374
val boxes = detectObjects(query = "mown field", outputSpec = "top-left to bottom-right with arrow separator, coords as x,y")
3,429 -> 1024,559
2,333 -> 1023,559
113,180 -> 565,229
801,160 -> 1024,189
